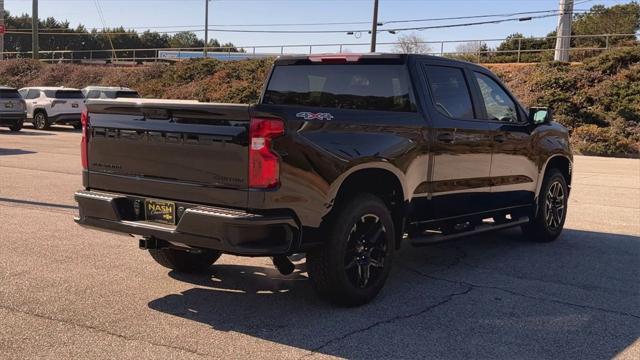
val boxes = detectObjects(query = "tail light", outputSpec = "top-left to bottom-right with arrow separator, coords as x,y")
80,110 -> 89,169
249,117 -> 284,189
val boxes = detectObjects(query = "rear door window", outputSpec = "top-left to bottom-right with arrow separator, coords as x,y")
26,90 -> 40,99
423,65 -> 475,120
263,64 -> 416,112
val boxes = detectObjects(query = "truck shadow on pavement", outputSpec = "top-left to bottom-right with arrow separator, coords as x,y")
0,129 -> 54,136
0,148 -> 37,156
148,228 -> 640,359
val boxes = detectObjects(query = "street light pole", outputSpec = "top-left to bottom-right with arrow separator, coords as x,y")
204,0 -> 209,58
32,0 -> 39,59
370,0 -> 379,52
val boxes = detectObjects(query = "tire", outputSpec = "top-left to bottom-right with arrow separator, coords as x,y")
33,111 -> 50,130
148,247 -> 221,273
307,193 -> 395,306
73,123 -> 82,130
522,169 -> 568,242
9,119 -> 24,132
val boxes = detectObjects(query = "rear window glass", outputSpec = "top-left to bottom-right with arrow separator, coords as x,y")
0,90 -> 21,99
45,90 -> 84,99
263,64 -> 416,112
113,91 -> 140,99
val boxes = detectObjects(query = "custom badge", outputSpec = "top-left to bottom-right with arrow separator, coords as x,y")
296,112 -> 334,121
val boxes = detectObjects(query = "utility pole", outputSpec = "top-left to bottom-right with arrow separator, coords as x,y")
32,0 -> 39,59
370,0 -> 379,52
1,0 -> 5,60
554,0 -> 573,62
204,0 -> 209,58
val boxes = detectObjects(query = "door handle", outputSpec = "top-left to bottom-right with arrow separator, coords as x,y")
494,134 -> 506,143
437,132 -> 454,143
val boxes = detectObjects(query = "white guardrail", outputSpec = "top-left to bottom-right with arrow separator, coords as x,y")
0,33 -> 637,64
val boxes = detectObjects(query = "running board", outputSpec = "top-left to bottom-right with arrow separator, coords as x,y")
410,217 -> 530,247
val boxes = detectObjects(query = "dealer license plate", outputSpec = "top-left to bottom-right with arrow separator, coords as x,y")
145,199 -> 176,225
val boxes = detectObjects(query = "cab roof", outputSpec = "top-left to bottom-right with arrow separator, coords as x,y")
275,53 -> 481,69
82,86 -> 137,92
19,86 -> 81,91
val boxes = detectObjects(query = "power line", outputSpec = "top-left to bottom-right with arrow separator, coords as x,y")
4,14 -> 566,35
9,8 -> 597,31
5,6 -> 632,36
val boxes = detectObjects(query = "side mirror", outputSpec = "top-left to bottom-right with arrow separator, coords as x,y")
529,107 -> 552,125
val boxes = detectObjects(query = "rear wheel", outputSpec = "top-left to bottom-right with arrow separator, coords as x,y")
33,111 -> 50,130
148,247 -> 221,273
522,169 -> 568,242
307,193 -> 395,306
9,119 -> 24,132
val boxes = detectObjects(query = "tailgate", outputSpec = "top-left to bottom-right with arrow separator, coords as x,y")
0,99 -> 21,112
85,100 -> 251,209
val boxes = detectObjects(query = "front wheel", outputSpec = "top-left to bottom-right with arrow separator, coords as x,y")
9,119 -> 24,132
307,193 -> 395,306
148,247 -> 221,273
522,169 -> 568,242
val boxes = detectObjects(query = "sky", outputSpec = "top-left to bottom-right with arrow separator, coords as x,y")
3,0 -> 635,53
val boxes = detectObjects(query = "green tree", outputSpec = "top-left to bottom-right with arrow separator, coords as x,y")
573,2 -> 640,48
169,32 -> 204,48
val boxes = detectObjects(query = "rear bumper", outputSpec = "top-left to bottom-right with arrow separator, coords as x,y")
0,112 -> 26,125
74,190 -> 300,256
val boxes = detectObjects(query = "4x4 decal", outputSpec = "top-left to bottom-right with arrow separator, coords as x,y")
296,112 -> 334,121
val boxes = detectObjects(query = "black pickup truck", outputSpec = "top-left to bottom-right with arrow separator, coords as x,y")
75,54 -> 572,306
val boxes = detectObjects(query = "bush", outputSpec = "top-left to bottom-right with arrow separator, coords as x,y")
584,47 -> 640,75
572,124 -> 639,156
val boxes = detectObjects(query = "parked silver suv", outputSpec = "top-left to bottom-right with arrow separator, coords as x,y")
0,86 -> 27,132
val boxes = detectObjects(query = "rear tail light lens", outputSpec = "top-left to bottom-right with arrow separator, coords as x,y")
80,110 -> 89,169
249,117 -> 284,189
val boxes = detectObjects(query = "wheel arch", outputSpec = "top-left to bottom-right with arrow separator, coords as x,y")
536,154 -> 572,200
328,164 -> 408,249
33,108 -> 48,117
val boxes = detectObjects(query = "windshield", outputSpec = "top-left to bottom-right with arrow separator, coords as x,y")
263,64 -> 416,112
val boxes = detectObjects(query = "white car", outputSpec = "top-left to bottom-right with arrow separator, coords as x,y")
82,86 -> 140,100
18,87 -> 87,130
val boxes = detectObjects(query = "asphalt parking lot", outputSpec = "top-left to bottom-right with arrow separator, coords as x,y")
1,125 -> 639,359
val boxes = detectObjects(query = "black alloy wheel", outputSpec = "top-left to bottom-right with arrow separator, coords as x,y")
344,214 -> 388,289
